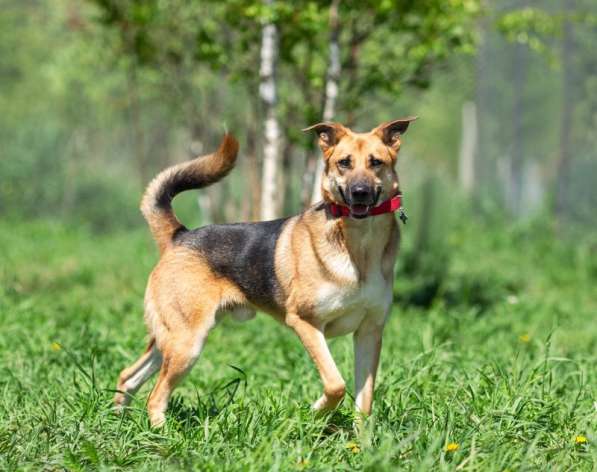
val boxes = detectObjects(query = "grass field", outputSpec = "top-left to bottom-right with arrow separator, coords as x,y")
1,219 -> 595,470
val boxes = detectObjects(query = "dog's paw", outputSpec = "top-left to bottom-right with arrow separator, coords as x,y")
312,394 -> 343,413
312,395 -> 329,412
312,382 -> 346,412
113,391 -> 130,413
149,411 -> 166,428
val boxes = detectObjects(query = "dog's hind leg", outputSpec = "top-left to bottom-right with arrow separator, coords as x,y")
146,310 -> 216,427
114,339 -> 162,411
140,248 -> 243,426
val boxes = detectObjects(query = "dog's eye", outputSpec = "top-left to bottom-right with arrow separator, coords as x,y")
370,156 -> 383,167
337,157 -> 352,169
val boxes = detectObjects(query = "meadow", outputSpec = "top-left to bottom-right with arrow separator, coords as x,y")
0,218 -> 595,471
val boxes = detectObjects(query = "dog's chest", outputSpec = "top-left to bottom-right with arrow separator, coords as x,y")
313,249 -> 392,326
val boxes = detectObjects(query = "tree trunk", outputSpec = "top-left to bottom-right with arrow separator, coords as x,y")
278,139 -> 294,215
458,101 -> 477,194
301,147 -> 318,207
126,62 -> 147,186
509,42 -> 527,216
415,177 -> 434,257
344,19 -> 364,129
474,17 -> 490,204
556,4 -> 575,225
259,0 -> 282,221
245,120 -> 261,221
310,0 -> 341,205
191,81 -> 228,224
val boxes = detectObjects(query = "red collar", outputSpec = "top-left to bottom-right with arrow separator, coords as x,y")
328,194 -> 403,219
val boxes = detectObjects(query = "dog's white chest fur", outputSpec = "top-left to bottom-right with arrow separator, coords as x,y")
314,249 -> 392,337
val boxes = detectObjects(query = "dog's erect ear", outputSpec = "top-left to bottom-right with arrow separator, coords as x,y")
302,122 -> 347,152
374,116 -> 418,151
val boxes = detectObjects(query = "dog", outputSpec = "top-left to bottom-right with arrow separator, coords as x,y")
113,117 -> 416,427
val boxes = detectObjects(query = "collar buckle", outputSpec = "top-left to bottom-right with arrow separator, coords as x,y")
399,207 -> 408,225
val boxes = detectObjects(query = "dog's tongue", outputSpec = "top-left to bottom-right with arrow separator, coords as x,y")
350,204 -> 369,216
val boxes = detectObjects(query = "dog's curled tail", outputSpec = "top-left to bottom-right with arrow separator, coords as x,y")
141,133 -> 239,254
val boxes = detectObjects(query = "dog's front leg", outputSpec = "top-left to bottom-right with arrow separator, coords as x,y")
353,318 -> 384,417
286,313 -> 346,412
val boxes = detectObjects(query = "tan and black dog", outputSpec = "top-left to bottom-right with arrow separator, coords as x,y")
114,117 -> 416,426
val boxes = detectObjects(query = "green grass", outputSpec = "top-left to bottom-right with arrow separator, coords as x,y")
0,219 -> 595,470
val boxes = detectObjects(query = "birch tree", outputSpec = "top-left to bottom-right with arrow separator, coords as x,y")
458,101 -> 477,194
556,3 -> 575,223
310,0 -> 341,205
259,0 -> 282,220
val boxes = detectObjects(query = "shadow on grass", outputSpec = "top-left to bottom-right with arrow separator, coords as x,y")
321,409 -> 354,435
168,365 -> 248,427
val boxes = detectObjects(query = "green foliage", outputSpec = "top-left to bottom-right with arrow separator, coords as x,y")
1,220 -> 595,470
497,7 -> 562,56
336,0 -> 480,112
86,0 -> 482,130
497,3 -> 597,57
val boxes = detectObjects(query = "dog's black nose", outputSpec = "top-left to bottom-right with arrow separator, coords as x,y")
349,183 -> 372,203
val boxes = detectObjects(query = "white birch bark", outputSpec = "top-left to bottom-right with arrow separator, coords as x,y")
556,5 -> 574,223
259,0 -> 282,220
310,0 -> 341,205
458,101 -> 477,194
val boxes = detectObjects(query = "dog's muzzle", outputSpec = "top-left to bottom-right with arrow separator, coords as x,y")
344,183 -> 381,218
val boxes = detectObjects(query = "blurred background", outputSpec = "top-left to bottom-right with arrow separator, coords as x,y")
1,0 -> 597,307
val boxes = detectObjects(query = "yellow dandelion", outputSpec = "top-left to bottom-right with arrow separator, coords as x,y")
297,458 -> 310,468
445,442 -> 459,453
50,342 -> 62,351
346,441 -> 361,454
519,334 -> 530,343
575,435 -> 588,445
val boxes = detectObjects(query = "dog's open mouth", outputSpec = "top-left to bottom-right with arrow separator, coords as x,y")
350,204 -> 370,217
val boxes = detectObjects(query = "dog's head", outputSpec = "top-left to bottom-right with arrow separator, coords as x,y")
305,117 -> 417,218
